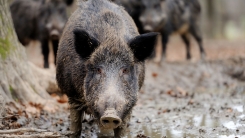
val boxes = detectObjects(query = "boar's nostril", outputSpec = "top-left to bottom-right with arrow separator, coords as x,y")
113,120 -> 120,125
102,119 -> 110,124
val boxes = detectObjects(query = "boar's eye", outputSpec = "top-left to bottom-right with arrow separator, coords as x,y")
58,8 -> 65,14
96,68 -> 102,74
122,68 -> 129,74
120,68 -> 130,76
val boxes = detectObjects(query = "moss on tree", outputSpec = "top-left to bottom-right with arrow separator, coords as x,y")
0,33 -> 12,59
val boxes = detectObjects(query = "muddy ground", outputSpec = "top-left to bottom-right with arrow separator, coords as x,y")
1,37 -> 245,138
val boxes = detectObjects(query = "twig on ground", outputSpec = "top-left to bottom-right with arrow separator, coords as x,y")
0,128 -> 47,134
1,133 -> 61,138
0,114 -> 19,119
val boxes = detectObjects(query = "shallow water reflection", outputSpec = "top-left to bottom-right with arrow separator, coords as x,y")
126,112 -> 245,138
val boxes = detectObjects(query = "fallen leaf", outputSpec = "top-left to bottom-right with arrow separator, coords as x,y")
57,94 -> 68,103
162,109 -> 171,113
152,72 -> 158,78
226,108 -> 233,113
188,99 -> 195,105
166,90 -> 177,97
51,93 -> 60,101
177,87 -> 188,97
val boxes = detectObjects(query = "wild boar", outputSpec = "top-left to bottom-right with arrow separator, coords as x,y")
56,0 -> 158,137
10,0 -> 73,68
139,0 -> 205,61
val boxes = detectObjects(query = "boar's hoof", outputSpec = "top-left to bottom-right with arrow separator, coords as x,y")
100,115 -> 122,129
44,62 -> 49,68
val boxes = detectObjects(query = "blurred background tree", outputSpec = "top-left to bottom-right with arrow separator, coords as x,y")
0,0 -> 59,115
200,0 -> 245,40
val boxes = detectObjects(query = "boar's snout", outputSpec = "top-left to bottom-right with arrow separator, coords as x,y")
100,109 -> 122,129
143,25 -> 154,32
50,29 -> 60,40
139,16 -> 154,32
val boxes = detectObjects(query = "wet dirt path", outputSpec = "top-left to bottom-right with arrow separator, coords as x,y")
78,59 -> 245,138
128,60 -> 245,138
1,39 -> 245,138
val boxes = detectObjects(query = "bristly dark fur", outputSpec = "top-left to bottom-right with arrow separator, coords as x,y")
56,0 -> 158,137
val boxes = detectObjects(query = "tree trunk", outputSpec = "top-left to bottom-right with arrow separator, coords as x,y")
0,1 -> 59,116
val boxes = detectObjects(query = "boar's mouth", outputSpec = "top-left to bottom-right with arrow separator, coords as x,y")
50,29 -> 60,40
155,19 -> 166,32
144,25 -> 154,32
143,19 -> 165,32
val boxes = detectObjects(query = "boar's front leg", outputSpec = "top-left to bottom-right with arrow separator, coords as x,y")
41,38 -> 49,68
114,114 -> 131,138
70,107 -> 83,138
189,23 -> 206,60
181,33 -> 191,60
114,126 -> 126,138
51,39 -> 59,65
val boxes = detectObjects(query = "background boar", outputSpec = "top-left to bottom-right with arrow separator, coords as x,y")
112,0 -> 145,34
56,0 -> 158,137
139,0 -> 206,60
10,0 -> 73,68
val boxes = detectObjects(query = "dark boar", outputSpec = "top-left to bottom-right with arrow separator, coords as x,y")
139,0 -> 206,60
10,0 -> 73,68
56,0 -> 158,137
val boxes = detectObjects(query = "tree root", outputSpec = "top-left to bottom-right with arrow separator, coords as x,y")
0,129 -> 73,138
0,114 -> 19,119
1,133 -> 61,138
0,128 -> 47,134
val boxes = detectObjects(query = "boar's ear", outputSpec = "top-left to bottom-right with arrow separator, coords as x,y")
73,29 -> 100,59
129,32 -> 159,62
64,0 -> 74,6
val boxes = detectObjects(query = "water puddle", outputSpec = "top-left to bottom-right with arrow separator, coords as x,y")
80,104 -> 245,138
233,105 -> 244,112
223,121 -> 244,130
217,135 -> 245,138
126,112 -> 245,138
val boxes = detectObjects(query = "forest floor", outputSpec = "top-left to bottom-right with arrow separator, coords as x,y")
1,37 -> 245,138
